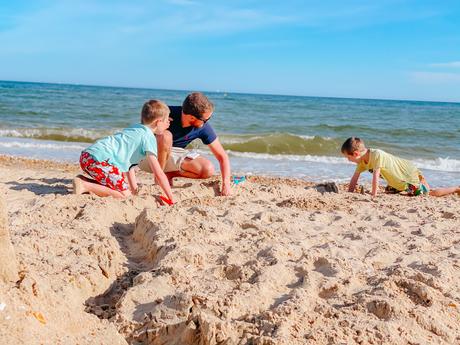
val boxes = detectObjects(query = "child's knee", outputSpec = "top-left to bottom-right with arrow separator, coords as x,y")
120,189 -> 132,198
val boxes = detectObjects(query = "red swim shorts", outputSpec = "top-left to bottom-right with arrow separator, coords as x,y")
79,151 -> 129,192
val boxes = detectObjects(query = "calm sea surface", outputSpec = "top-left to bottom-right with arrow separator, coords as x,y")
1,80 -> 459,186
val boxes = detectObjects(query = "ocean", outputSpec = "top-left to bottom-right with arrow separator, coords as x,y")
1,80 -> 459,187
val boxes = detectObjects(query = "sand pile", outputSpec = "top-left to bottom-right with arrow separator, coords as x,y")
0,156 -> 459,344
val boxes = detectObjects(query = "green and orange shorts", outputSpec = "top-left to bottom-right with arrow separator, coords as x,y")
406,175 -> 430,196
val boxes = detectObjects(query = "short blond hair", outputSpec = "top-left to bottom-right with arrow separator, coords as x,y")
341,137 -> 366,155
141,100 -> 169,125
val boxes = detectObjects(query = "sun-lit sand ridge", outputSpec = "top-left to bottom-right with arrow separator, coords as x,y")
0,155 -> 459,344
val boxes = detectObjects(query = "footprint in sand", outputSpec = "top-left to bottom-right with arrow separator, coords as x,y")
224,264 -> 243,281
441,211 -> 456,219
343,232 -> 362,241
240,222 -> 259,230
396,279 -> 434,307
313,257 -> 338,277
318,281 -> 339,299
383,219 -> 401,227
367,299 -> 393,320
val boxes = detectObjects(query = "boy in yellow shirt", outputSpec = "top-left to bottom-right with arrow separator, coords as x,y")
341,137 -> 460,198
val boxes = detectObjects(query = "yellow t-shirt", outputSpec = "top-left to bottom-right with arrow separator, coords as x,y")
355,149 -> 420,191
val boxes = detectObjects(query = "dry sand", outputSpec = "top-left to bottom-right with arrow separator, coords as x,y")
0,154 -> 459,344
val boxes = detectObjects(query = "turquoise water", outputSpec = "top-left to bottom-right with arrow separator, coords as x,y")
1,80 -> 459,186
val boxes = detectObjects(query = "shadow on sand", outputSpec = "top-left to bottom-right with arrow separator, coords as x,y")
6,177 -> 72,195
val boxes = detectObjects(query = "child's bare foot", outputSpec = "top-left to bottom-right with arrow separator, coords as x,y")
72,175 -> 86,195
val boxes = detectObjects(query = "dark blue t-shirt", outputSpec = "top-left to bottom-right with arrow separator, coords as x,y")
168,106 -> 217,148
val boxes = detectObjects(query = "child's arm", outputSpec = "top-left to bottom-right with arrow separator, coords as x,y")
146,153 -> 174,203
371,168 -> 380,197
348,171 -> 361,192
127,168 -> 138,195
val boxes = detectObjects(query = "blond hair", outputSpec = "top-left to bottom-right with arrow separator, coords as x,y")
141,100 -> 169,125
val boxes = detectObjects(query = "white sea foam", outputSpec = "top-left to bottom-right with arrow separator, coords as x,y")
220,133 -> 326,144
225,150 -> 350,165
0,140 -> 86,150
222,150 -> 460,173
413,157 -> 460,172
219,135 -> 266,144
299,135 -> 316,140
298,134 -> 334,140
0,129 -> 23,137
2,136 -> 457,174
0,128 -> 112,140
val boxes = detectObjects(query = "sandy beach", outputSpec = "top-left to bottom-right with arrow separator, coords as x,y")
0,154 -> 459,344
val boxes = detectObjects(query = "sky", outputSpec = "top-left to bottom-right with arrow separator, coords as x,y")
1,0 -> 460,102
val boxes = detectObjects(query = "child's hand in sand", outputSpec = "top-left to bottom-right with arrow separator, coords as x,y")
221,182 -> 232,196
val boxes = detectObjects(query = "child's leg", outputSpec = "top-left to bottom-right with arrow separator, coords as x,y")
429,186 -> 460,197
74,175 -> 130,198
127,167 -> 138,194
75,152 -> 131,198
421,175 -> 460,197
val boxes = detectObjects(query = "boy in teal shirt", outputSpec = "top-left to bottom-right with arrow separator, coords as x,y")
73,100 -> 174,203
341,137 -> 460,198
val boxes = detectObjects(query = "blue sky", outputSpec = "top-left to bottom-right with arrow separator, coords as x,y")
1,0 -> 460,102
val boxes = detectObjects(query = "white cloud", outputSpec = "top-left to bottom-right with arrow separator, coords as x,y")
411,71 -> 460,84
111,6 -> 295,37
429,61 -> 460,68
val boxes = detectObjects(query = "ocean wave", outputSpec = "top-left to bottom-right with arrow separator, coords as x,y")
216,148 -> 460,173
311,124 -> 372,132
1,127 -> 459,174
0,140 -> 86,150
219,134 -> 265,144
311,124 -> 458,139
225,150 -> 350,164
413,157 -> 460,173
299,135 -> 318,140
220,133 -> 341,155
0,128 -> 114,143
219,133 -> 321,143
